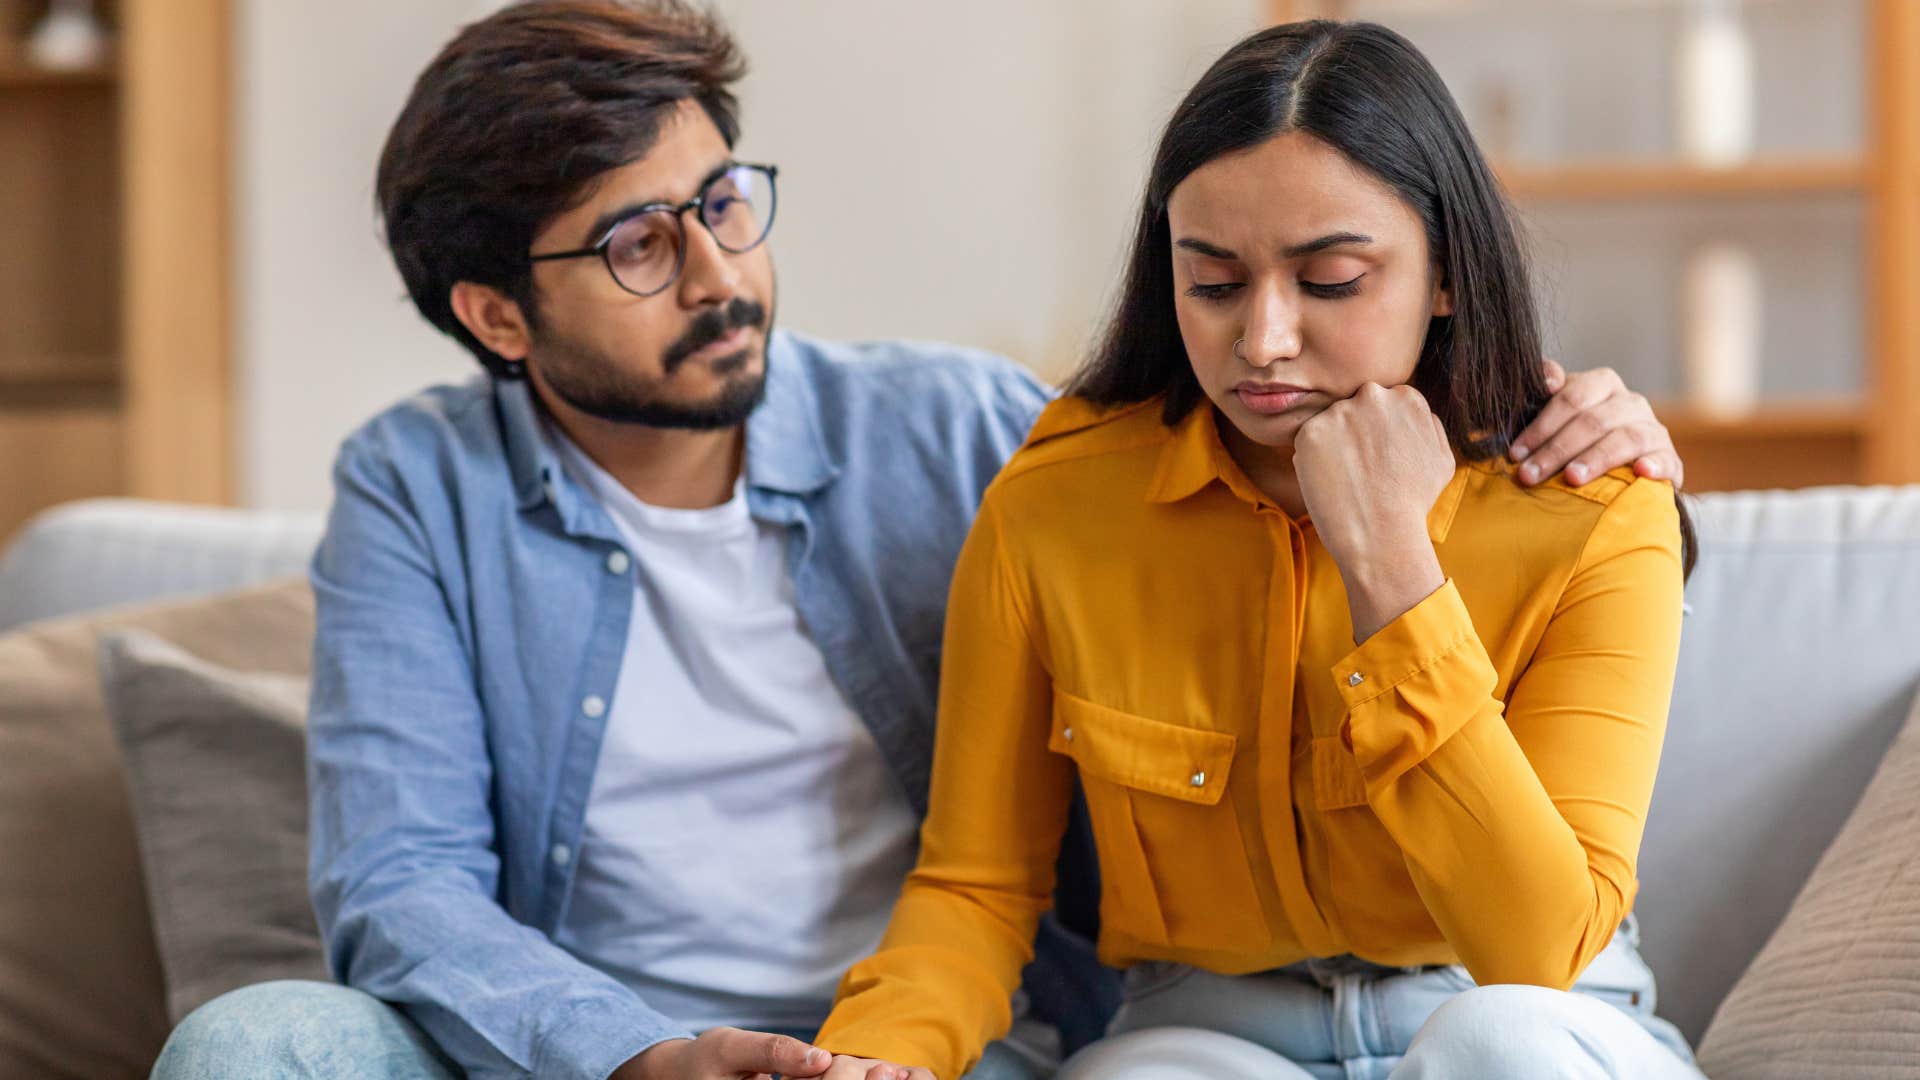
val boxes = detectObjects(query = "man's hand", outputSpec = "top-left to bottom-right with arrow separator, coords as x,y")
613,1028 -> 833,1080
816,1053 -> 936,1080
1511,360 -> 1685,490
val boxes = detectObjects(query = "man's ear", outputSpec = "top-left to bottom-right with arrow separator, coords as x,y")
450,281 -> 534,361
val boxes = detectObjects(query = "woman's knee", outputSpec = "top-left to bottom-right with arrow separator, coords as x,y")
152,980 -> 450,1080
1396,984 -> 1627,1079
1056,1026 -> 1314,1080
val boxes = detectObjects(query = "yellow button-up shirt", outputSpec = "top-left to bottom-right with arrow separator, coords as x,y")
817,395 -> 1686,1078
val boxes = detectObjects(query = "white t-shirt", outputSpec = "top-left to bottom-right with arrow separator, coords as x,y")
547,429 -> 921,1033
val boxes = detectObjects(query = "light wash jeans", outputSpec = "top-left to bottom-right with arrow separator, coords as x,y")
1057,920 -> 1701,1080
150,979 -> 1051,1080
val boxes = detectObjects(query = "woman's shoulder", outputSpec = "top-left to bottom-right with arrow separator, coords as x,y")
990,395 -> 1172,490
1455,458 -> 1681,569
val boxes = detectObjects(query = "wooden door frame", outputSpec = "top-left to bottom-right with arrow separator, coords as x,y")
120,0 -> 232,504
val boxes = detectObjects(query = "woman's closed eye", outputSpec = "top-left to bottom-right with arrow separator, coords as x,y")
1183,274 -> 1367,302
1302,273 -> 1365,299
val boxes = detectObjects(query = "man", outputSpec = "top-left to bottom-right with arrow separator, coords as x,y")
152,3 -> 1685,1078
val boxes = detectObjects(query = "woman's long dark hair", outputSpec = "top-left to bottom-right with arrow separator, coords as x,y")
1067,20 -> 1696,577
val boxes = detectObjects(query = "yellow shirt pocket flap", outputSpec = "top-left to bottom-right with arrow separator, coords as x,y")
1048,689 -> 1236,806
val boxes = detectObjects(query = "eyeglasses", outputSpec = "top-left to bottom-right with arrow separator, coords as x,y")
528,162 -> 778,297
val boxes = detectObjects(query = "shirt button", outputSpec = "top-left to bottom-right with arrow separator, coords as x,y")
551,844 -> 572,867
581,695 -> 607,718
1063,726 -> 1074,742
1189,770 -> 1207,787
606,549 -> 630,575
1348,672 -> 1365,687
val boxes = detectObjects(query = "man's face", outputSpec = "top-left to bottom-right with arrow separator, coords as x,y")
522,99 -> 777,429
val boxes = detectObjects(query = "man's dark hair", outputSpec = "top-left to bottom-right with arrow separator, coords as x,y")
1067,19 -> 1696,576
377,0 -> 746,377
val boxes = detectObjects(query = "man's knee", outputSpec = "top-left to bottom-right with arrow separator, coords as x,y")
1397,984 -> 1618,1079
152,980 -> 455,1080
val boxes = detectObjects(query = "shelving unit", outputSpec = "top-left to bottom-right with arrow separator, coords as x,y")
1269,0 -> 1920,491
0,0 -> 231,544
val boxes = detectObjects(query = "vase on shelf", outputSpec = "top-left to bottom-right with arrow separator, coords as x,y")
26,0 -> 110,72
1674,0 -> 1754,166
1682,243 -> 1763,417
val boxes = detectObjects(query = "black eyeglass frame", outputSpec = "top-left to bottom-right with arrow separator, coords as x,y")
527,162 -> 779,297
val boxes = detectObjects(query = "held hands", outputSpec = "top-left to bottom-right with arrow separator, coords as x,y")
615,1028 -> 834,1080
613,1031 -> 934,1080
817,1054 -> 936,1080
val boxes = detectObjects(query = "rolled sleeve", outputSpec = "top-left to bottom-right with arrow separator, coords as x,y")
1332,579 -> 1500,784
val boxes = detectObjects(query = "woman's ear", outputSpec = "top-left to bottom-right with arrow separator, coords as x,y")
1431,279 -> 1455,318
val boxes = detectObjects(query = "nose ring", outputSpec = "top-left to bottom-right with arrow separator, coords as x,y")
1233,338 -> 1248,361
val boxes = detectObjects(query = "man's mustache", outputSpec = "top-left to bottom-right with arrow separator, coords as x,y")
662,298 -> 767,374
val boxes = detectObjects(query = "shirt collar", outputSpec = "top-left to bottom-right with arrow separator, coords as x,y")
1144,401 -> 1469,544
497,329 -> 841,518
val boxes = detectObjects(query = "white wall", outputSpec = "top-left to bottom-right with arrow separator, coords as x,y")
236,1 -> 1265,512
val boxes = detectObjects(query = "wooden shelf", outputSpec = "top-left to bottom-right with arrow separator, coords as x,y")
0,58 -> 116,89
1652,401 -> 1868,440
1499,159 -> 1867,200
0,353 -> 119,391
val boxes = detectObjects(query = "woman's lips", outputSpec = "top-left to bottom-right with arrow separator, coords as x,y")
1234,385 -> 1313,414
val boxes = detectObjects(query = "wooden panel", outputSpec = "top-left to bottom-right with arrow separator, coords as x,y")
1866,0 -> 1920,484
1269,0 -> 1344,23
1501,158 -> 1866,201
0,402 -> 123,545
1671,430 -> 1862,493
0,77 -> 120,377
120,0 -> 231,504
1653,401 -> 1868,441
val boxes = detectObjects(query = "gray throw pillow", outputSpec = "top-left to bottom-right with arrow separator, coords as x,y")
97,630 -> 329,1024
1695,680 -> 1920,1077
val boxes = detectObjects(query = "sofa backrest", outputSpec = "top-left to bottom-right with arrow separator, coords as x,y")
7,488 -> 1920,1050
1646,484 -> 1920,1042
0,499 -> 324,633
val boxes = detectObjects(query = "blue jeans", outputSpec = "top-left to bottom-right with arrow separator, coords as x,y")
1056,921 -> 1700,1080
151,979 -> 1049,1080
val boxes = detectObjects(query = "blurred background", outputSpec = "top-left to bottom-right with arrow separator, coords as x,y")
1,0 -> 1916,545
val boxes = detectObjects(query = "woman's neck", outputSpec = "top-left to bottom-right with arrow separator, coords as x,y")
1219,420 -> 1309,519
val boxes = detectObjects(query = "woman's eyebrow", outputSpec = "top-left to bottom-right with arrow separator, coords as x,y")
1174,237 -> 1238,259
1283,231 -> 1374,258
1173,232 -> 1376,261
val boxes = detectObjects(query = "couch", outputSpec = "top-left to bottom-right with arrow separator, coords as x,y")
2,486 -> 1918,1077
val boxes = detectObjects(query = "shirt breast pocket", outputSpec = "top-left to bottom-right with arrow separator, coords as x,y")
1047,689 -> 1272,953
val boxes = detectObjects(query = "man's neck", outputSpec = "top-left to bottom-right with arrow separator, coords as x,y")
531,384 -> 745,510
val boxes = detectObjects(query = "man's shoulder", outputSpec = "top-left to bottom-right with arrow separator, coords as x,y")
333,375 -> 500,472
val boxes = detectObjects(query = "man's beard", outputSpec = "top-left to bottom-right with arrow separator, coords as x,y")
534,296 -> 771,430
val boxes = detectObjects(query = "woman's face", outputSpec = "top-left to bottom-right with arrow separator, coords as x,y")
1166,131 -> 1452,452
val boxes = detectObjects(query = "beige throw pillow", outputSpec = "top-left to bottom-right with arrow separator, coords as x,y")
99,630 -> 329,1024
0,580 -> 313,1080
1696,682 -> 1920,1077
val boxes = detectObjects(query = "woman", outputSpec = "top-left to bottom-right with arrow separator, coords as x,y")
814,20 -> 1700,1080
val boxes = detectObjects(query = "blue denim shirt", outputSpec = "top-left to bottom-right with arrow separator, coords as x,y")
307,330 -> 1081,1079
